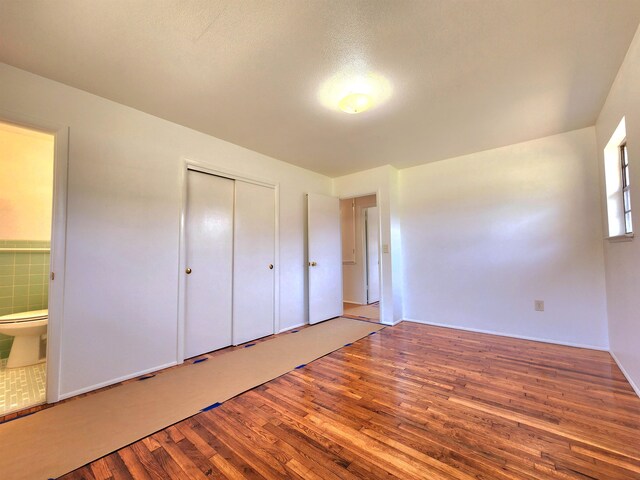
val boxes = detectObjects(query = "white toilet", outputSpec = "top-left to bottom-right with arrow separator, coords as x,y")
0,309 -> 48,368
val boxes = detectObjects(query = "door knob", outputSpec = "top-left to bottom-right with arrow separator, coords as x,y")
185,267 -> 192,274
268,264 -> 274,270
309,261 -> 317,267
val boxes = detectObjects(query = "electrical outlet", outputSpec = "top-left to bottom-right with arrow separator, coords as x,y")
534,300 -> 544,312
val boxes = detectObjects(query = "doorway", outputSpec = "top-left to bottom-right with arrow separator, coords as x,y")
340,194 -> 381,323
0,121 -> 54,415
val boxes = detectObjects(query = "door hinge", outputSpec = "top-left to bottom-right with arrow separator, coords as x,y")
50,272 -> 55,281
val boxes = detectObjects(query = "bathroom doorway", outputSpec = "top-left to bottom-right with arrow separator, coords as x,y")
340,194 -> 381,323
0,121 -> 54,416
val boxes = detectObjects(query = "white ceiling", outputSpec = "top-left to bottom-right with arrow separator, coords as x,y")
1,1 -> 640,177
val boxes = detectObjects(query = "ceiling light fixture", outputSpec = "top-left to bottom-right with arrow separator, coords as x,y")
338,93 -> 373,114
318,70 -> 392,115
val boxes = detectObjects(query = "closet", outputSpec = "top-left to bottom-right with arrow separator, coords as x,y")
183,169 -> 275,359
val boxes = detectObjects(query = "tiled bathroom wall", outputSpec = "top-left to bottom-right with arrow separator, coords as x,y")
0,240 -> 50,358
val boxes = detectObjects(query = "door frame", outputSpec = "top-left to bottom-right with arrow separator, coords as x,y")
0,110 -> 70,404
338,191 -> 383,321
176,159 -> 280,363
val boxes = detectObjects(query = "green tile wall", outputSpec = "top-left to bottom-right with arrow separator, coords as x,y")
0,240 -> 50,358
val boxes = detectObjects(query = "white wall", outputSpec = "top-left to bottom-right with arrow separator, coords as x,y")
400,127 -> 609,349
340,198 -> 356,265
333,165 -> 403,324
0,123 -> 53,240
0,63 -> 332,398
595,24 -> 640,394
341,195 -> 376,304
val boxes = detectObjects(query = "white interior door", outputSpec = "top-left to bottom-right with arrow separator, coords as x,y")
365,207 -> 380,304
233,181 -> 275,344
184,170 -> 234,358
307,193 -> 343,324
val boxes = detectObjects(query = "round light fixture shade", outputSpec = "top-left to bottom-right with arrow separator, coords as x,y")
338,93 -> 373,114
318,70 -> 392,114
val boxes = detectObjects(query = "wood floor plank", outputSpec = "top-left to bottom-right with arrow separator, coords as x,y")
116,448 -> 154,480
57,322 -> 640,479
89,458 -> 112,480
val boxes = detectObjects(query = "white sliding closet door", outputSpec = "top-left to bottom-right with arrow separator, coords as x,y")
307,193 -> 343,324
184,170 -> 234,358
233,181 -> 275,345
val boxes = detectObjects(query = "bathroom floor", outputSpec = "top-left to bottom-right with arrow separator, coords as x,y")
0,359 -> 46,415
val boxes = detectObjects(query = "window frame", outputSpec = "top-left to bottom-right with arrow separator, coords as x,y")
620,141 -> 632,234
604,117 -> 633,241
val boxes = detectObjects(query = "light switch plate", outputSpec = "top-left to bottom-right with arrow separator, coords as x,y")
382,244 -> 389,254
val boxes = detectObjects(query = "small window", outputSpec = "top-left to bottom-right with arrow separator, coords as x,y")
620,142 -> 632,234
604,117 -> 633,238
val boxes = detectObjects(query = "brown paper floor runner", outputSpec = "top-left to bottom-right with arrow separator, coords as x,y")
0,317 -> 384,480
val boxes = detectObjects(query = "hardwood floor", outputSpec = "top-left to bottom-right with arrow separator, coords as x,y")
55,322 -> 640,479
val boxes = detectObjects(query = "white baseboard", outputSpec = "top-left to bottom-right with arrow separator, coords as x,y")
382,318 -> 402,326
343,300 -> 363,305
610,350 -> 640,398
58,361 -> 178,401
403,318 -> 609,351
278,322 -> 306,333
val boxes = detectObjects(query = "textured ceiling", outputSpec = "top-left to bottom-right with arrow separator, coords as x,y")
1,0 -> 640,177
